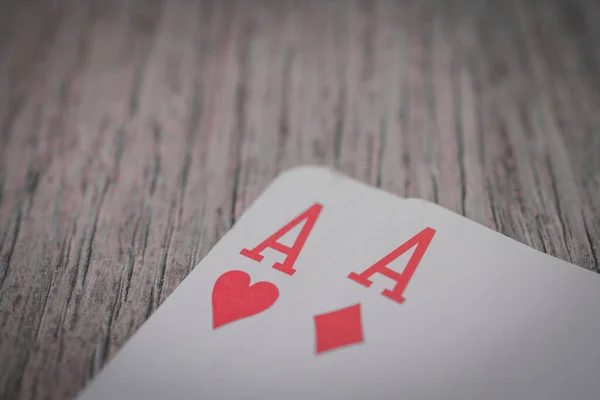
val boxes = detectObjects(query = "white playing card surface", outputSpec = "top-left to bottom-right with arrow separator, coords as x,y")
76,166 -> 403,400
179,198 -> 600,400
76,167 -> 600,400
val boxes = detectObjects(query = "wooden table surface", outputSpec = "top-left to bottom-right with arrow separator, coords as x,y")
1,0 -> 599,398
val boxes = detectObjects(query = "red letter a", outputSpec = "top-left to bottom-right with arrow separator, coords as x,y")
348,227 -> 436,304
240,203 -> 323,276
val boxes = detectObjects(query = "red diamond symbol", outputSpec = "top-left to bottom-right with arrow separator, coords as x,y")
314,303 -> 364,354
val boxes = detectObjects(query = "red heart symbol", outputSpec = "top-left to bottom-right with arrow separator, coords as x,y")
212,270 -> 279,329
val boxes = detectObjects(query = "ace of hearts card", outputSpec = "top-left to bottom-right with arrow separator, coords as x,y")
77,166 -> 600,400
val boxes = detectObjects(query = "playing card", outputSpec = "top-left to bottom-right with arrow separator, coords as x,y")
181,199 -> 600,400
76,167 -> 600,400
76,166 -> 404,400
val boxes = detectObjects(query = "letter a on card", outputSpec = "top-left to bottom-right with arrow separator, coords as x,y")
240,203 -> 323,276
348,227 -> 436,304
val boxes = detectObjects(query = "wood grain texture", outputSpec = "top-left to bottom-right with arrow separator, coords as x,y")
1,0 -> 599,398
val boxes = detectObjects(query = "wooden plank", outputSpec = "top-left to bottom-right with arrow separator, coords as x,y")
0,0 -> 599,398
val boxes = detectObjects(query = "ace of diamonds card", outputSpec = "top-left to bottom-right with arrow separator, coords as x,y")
77,166 -> 600,400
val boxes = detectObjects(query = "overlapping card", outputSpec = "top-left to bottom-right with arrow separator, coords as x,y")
77,166 -> 600,400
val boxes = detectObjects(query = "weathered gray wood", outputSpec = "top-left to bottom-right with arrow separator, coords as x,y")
1,0 -> 599,398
